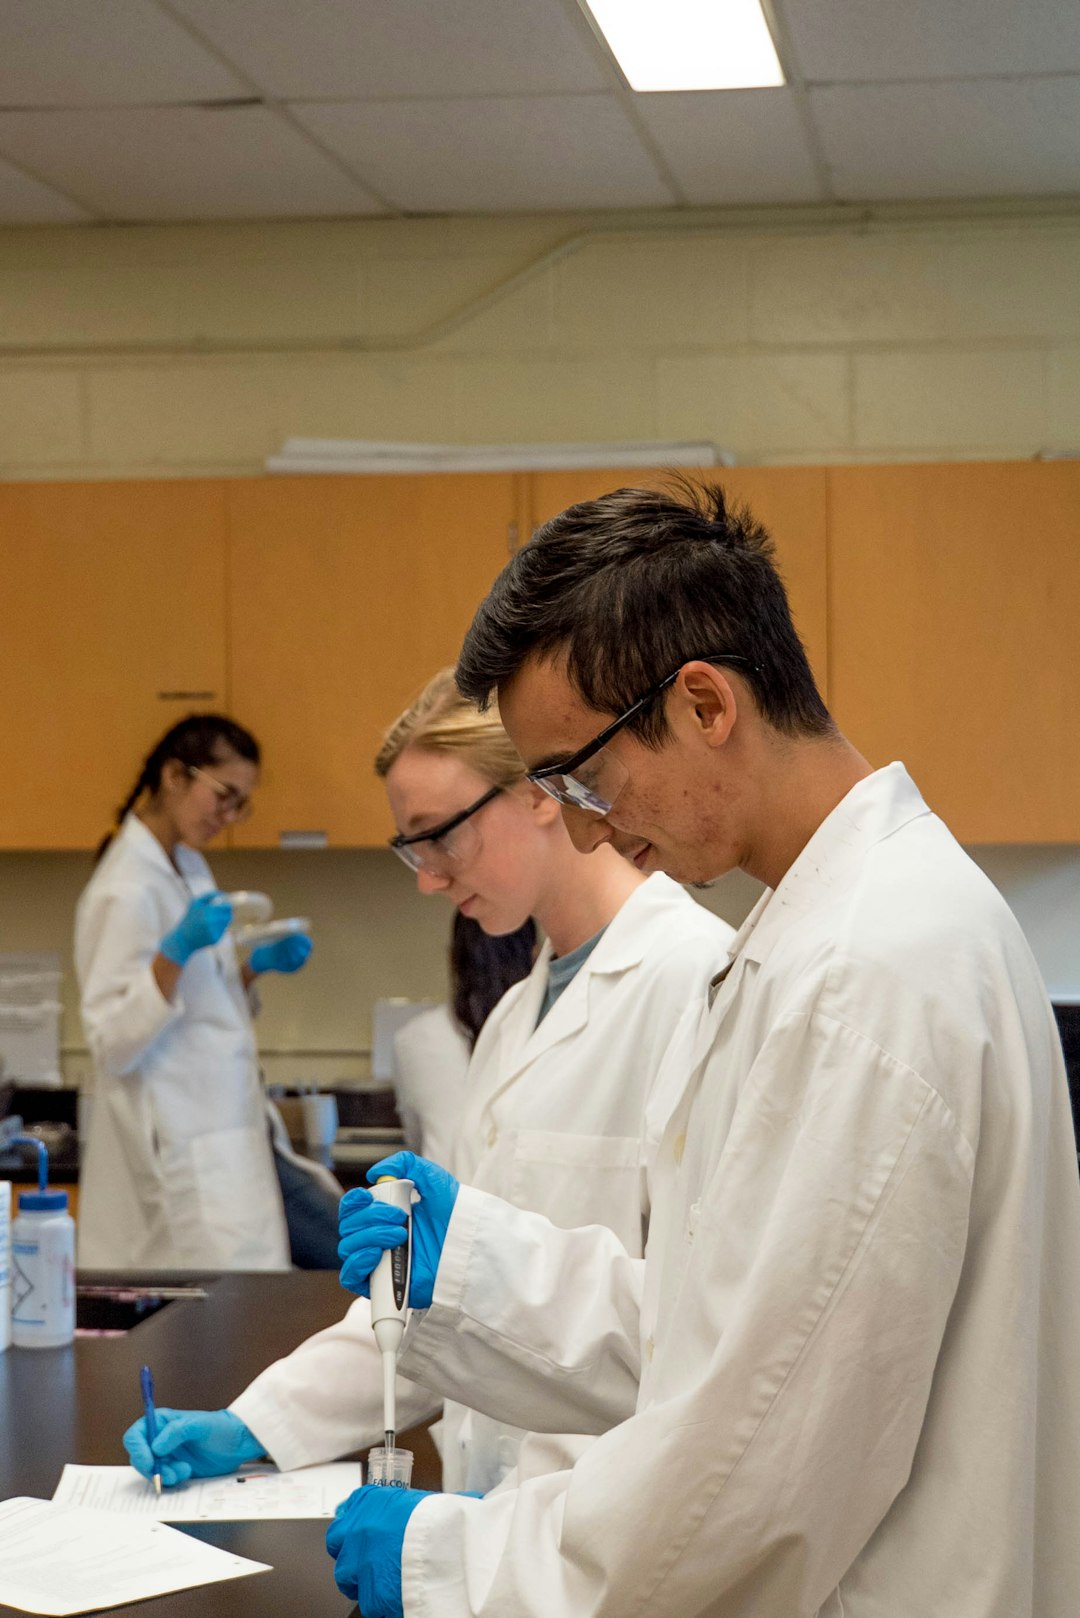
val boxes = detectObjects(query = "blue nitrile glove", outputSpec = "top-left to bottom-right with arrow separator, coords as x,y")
249,933 -> 312,976
337,1152 -> 460,1309
123,1407 -> 265,1489
326,1484 -> 433,1616
160,891 -> 232,967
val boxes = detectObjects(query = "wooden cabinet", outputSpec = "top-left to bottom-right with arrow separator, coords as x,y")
525,467 -> 829,698
0,481 -> 228,849
827,462 -> 1080,842
225,473 -> 519,846
2,462 -> 1076,850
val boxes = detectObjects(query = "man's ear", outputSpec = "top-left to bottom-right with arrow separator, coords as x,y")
673,662 -> 737,750
520,780 -> 563,825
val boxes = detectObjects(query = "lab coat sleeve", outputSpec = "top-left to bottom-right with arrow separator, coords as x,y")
399,1014 -> 975,1618
228,1295 -> 442,1471
76,882 -> 184,1080
399,1184 -> 644,1438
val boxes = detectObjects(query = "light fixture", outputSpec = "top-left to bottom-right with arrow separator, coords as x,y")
267,439 -> 736,474
581,0 -> 785,91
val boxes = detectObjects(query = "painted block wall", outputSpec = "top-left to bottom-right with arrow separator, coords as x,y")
0,202 -> 1077,1079
1,203 -> 1080,478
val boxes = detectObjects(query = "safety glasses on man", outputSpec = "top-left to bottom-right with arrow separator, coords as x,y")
526,653 -> 757,817
388,784 -> 501,876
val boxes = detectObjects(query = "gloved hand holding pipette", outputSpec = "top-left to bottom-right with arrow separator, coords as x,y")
337,1153 -> 459,1309
123,1408 -> 265,1489
337,1153 -> 459,1462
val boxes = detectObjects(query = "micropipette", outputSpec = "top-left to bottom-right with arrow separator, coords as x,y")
369,1176 -> 414,1456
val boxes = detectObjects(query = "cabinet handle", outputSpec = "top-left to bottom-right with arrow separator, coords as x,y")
279,830 -> 329,850
157,691 -> 217,701
507,522 -> 519,555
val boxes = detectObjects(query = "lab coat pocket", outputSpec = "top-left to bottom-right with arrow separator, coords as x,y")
509,1130 -> 645,1255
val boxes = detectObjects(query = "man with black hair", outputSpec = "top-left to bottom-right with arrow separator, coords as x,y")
329,483 -> 1080,1618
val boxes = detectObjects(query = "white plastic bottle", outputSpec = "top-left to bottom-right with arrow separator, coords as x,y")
11,1138 -> 75,1350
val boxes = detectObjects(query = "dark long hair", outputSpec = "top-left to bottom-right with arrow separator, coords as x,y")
450,912 -> 536,1048
95,713 -> 260,863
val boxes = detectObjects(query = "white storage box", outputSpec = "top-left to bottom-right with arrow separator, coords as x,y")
0,953 -> 63,1087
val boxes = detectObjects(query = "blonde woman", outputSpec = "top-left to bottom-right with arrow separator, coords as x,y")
124,671 -> 733,1494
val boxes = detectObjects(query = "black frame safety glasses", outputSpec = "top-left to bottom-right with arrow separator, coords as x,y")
526,652 -> 757,806
388,783 -> 502,868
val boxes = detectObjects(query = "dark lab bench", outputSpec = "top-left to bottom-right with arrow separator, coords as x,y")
0,1269 -> 440,1617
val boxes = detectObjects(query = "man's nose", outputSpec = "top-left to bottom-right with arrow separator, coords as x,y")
561,806 -> 613,855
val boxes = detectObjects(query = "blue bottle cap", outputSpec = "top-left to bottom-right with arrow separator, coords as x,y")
18,1188 -> 68,1212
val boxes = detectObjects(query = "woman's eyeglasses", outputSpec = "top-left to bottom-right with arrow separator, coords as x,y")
188,765 -> 254,824
388,784 -> 501,876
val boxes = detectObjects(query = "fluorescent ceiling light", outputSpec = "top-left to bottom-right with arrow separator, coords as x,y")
267,439 -> 736,474
582,0 -> 785,91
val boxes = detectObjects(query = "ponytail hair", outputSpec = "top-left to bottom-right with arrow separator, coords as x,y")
95,713 -> 260,863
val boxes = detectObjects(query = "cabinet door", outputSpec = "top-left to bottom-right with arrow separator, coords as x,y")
0,480 -> 227,849
525,468 -> 829,697
827,462 -> 1080,842
226,474 -> 519,847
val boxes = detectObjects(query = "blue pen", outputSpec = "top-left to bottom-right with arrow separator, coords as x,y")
140,1365 -> 162,1496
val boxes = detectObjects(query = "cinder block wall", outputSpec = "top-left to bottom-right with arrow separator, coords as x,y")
1,203 -> 1078,1081
2,203 -> 1079,478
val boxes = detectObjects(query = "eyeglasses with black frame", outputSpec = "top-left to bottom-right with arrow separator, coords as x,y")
388,783 -> 502,876
526,654 -> 757,817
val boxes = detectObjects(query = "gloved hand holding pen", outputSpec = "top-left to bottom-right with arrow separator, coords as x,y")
123,1407 -> 265,1489
159,891 -> 233,966
338,1152 -> 459,1308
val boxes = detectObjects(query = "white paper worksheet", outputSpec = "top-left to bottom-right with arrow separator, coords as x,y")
0,1496 -> 270,1616
53,1461 -> 362,1520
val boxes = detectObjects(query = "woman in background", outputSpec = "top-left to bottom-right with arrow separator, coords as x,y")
391,912 -> 536,1165
76,714 -> 311,1271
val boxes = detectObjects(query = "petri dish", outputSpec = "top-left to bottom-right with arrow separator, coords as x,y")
225,891 -> 273,928
233,917 -> 312,951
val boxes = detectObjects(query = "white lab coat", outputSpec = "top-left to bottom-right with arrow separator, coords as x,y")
392,1005 -> 472,1166
76,815 -> 289,1271
229,875 -> 733,1488
395,765 -> 1080,1618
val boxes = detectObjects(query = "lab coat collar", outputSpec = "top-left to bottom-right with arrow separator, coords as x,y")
116,814 -> 206,893
721,762 -> 931,980
477,874 -> 686,1106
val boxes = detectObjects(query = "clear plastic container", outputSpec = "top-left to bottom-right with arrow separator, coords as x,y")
0,952 -> 63,1086
367,1447 -> 414,1488
0,1002 -> 63,1086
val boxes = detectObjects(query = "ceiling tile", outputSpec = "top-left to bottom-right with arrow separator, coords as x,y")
634,90 -> 826,204
0,0 -> 247,106
292,95 -> 676,213
166,0 -> 612,99
0,105 -> 387,221
0,152 -> 89,222
812,78 -> 1080,200
782,0 -> 1080,81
